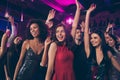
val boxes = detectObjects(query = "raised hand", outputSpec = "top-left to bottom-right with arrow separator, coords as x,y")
80,21 -> 85,32
106,22 -> 115,33
107,22 -> 115,29
87,4 -> 96,13
5,29 -> 11,37
8,16 -> 14,25
46,9 -> 56,21
75,0 -> 84,10
46,9 -> 56,28
44,36 -> 51,47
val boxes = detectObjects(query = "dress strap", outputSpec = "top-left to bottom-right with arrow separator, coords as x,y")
26,40 -> 30,50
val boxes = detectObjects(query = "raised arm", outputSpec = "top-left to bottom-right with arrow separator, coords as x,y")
84,4 -> 96,58
80,20 -> 85,32
71,0 -> 82,38
45,9 -> 56,29
45,42 -> 57,80
13,40 -> 28,80
7,16 -> 17,47
0,29 -> 10,58
105,22 -> 115,34
40,36 -> 51,66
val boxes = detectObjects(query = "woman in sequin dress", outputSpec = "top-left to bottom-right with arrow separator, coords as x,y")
84,4 -> 120,80
13,19 -> 48,80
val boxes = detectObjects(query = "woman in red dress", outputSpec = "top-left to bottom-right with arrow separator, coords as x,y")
45,23 -> 75,80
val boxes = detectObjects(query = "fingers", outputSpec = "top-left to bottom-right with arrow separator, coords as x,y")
8,16 -> 14,23
87,3 -> 96,13
47,9 -> 56,21
90,3 -> 96,10
5,29 -> 11,37
49,9 -> 56,16
75,0 -> 83,9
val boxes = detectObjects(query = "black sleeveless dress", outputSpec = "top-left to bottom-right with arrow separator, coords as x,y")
17,47 -> 44,80
86,51 -> 109,80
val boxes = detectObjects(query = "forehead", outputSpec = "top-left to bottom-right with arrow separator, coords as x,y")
109,37 -> 114,41
56,26 -> 64,30
91,33 -> 100,38
30,23 -> 39,27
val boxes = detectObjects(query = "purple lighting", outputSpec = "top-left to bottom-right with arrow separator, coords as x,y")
41,0 -> 83,12
31,0 -> 34,2
55,0 -> 75,6
66,17 -> 73,25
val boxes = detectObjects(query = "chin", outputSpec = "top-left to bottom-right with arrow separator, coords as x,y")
58,38 -> 65,42
92,44 -> 97,47
58,40 -> 64,42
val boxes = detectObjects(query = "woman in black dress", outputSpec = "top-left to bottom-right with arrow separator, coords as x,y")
13,19 -> 48,80
84,4 -> 120,80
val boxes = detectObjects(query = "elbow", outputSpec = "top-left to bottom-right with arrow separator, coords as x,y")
0,50 -> 5,58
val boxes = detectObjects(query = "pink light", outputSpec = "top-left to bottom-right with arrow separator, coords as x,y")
31,0 -> 34,2
21,12 -> 24,22
4,11 -> 9,18
41,0 -> 84,12
66,17 -> 73,25
55,0 -> 75,6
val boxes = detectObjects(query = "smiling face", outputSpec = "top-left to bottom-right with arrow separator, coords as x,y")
108,37 -> 115,47
90,33 -> 102,47
104,33 -> 110,44
55,26 -> 66,42
30,23 -> 40,38
75,29 -> 81,40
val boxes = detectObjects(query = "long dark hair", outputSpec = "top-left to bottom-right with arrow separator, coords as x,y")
52,23 -> 73,50
26,19 -> 48,43
109,34 -> 117,48
91,30 -> 110,73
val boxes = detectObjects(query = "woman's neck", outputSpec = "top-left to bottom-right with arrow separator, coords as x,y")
75,39 -> 81,45
33,38 -> 41,43
96,45 -> 102,51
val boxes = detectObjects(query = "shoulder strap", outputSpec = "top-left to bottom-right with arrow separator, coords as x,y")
26,40 -> 30,50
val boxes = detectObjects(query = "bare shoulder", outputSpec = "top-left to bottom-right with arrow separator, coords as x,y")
48,42 -> 57,57
50,42 -> 57,47
22,40 -> 28,45
107,50 -> 114,59
22,39 -> 29,49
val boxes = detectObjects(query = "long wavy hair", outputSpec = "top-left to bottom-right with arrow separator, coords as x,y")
52,23 -> 73,50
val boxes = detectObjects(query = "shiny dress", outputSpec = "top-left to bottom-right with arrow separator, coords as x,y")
87,51 -> 109,80
52,45 -> 75,80
17,47 -> 44,80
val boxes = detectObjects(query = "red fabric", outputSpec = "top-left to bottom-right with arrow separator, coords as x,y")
52,45 -> 75,80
